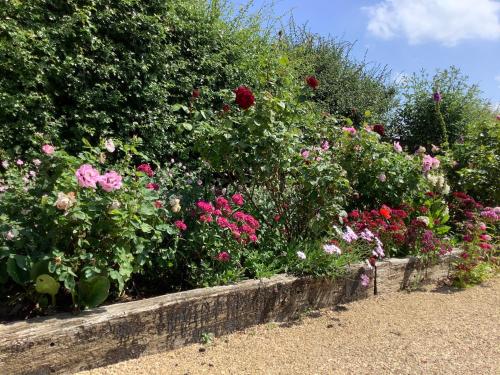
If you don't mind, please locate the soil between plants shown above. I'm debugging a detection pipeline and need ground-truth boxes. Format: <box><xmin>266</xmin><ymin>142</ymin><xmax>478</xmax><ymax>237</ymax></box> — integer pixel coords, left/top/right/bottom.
<box><xmin>79</xmin><ymin>277</ymin><xmax>500</xmax><ymax>375</ymax></box>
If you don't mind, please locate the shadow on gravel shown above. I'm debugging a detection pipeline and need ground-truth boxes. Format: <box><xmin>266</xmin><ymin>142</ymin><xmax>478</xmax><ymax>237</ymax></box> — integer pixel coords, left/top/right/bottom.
<box><xmin>431</xmin><ymin>285</ymin><xmax>465</xmax><ymax>295</ymax></box>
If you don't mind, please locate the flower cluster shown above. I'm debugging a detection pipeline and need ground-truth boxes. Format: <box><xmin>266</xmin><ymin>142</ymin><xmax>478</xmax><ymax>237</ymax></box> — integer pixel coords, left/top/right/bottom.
<box><xmin>422</xmin><ymin>154</ymin><xmax>440</xmax><ymax>173</ymax></box>
<box><xmin>195</xmin><ymin>193</ymin><xmax>260</xmax><ymax>244</ymax></box>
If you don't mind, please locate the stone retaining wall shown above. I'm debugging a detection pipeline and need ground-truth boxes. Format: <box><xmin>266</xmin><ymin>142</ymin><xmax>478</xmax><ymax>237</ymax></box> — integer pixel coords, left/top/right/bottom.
<box><xmin>0</xmin><ymin>254</ymin><xmax>455</xmax><ymax>375</ymax></box>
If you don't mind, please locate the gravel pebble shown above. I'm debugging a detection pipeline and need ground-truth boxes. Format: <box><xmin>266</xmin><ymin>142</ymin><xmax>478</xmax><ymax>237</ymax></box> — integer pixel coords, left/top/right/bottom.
<box><xmin>79</xmin><ymin>277</ymin><xmax>500</xmax><ymax>375</ymax></box>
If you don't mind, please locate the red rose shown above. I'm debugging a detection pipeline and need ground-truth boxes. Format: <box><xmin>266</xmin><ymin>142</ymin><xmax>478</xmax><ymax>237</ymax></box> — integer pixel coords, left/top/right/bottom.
<box><xmin>222</xmin><ymin>104</ymin><xmax>231</xmax><ymax>113</ymax></box>
<box><xmin>234</xmin><ymin>86</ymin><xmax>255</xmax><ymax>110</ymax></box>
<box><xmin>305</xmin><ymin>75</ymin><xmax>319</xmax><ymax>90</ymax></box>
<box><xmin>372</xmin><ymin>124</ymin><xmax>385</xmax><ymax>136</ymax></box>
<box><xmin>379</xmin><ymin>205</ymin><xmax>391</xmax><ymax>220</ymax></box>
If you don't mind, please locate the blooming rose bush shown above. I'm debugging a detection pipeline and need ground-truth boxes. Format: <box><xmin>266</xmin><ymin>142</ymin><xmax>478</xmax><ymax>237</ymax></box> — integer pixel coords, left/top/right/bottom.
<box><xmin>0</xmin><ymin>138</ymin><xmax>176</xmax><ymax>315</ymax></box>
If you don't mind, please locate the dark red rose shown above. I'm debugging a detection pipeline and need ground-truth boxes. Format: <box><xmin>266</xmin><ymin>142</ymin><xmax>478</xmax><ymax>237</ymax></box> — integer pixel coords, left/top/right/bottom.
<box><xmin>192</xmin><ymin>88</ymin><xmax>201</xmax><ymax>99</ymax></box>
<box><xmin>372</xmin><ymin>124</ymin><xmax>385</xmax><ymax>136</ymax></box>
<box><xmin>234</xmin><ymin>86</ymin><xmax>255</xmax><ymax>110</ymax></box>
<box><xmin>305</xmin><ymin>75</ymin><xmax>319</xmax><ymax>90</ymax></box>
<box><xmin>222</xmin><ymin>104</ymin><xmax>231</xmax><ymax>113</ymax></box>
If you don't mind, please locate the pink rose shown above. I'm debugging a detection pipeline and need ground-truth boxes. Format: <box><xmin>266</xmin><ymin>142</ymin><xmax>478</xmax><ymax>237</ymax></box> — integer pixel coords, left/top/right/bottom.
<box><xmin>16</xmin><ymin>159</ymin><xmax>24</xmax><ymax>166</ymax></box>
<box><xmin>145</xmin><ymin>183</ymin><xmax>159</xmax><ymax>191</ymax></box>
<box><xmin>393</xmin><ymin>141</ymin><xmax>402</xmax><ymax>153</ymax></box>
<box><xmin>98</xmin><ymin>171</ymin><xmax>122</xmax><ymax>192</ymax></box>
<box><xmin>75</xmin><ymin>164</ymin><xmax>101</xmax><ymax>188</ymax></box>
<box><xmin>216</xmin><ymin>251</ymin><xmax>231</xmax><ymax>262</ymax></box>
<box><xmin>42</xmin><ymin>144</ymin><xmax>55</xmax><ymax>155</ymax></box>
<box><xmin>175</xmin><ymin>220</ymin><xmax>187</xmax><ymax>231</ymax></box>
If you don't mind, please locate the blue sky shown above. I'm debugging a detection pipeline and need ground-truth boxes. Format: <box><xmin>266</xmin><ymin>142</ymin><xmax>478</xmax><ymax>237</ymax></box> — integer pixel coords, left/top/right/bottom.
<box><xmin>230</xmin><ymin>0</ymin><xmax>500</xmax><ymax>107</ymax></box>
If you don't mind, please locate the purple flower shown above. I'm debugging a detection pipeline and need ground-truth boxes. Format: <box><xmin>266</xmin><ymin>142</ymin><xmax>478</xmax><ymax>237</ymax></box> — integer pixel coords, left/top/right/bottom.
<box><xmin>323</xmin><ymin>244</ymin><xmax>341</xmax><ymax>255</ymax></box>
<box><xmin>360</xmin><ymin>274</ymin><xmax>370</xmax><ymax>288</ymax></box>
<box><xmin>75</xmin><ymin>164</ymin><xmax>101</xmax><ymax>188</ymax></box>
<box><xmin>342</xmin><ymin>226</ymin><xmax>358</xmax><ymax>243</ymax></box>
<box><xmin>433</xmin><ymin>92</ymin><xmax>442</xmax><ymax>102</ymax></box>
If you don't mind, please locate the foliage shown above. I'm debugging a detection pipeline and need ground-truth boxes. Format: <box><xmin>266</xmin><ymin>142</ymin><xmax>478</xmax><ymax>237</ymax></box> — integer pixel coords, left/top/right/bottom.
<box><xmin>336</xmin><ymin>127</ymin><xmax>429</xmax><ymax>208</ymax></box>
<box><xmin>0</xmin><ymin>0</ymin><xmax>274</xmax><ymax>161</ymax></box>
<box><xmin>389</xmin><ymin>67</ymin><xmax>490</xmax><ymax>151</ymax></box>
<box><xmin>283</xmin><ymin>24</ymin><xmax>397</xmax><ymax>125</ymax></box>
<box><xmin>0</xmin><ymin>138</ymin><xmax>175</xmax><ymax>314</ymax></box>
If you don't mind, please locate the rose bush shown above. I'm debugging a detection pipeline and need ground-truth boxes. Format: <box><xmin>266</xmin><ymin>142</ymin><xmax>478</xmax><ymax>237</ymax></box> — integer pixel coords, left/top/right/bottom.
<box><xmin>0</xmin><ymin>138</ymin><xmax>176</xmax><ymax>316</ymax></box>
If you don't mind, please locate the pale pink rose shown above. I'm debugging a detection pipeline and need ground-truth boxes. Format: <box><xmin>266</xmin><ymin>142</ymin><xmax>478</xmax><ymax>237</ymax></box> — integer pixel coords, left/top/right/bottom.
<box><xmin>301</xmin><ymin>150</ymin><xmax>310</xmax><ymax>159</ymax></box>
<box><xmin>55</xmin><ymin>192</ymin><xmax>77</xmax><ymax>211</ymax></box>
<box><xmin>378</xmin><ymin>173</ymin><xmax>386</xmax><ymax>182</ymax></box>
<box><xmin>75</xmin><ymin>164</ymin><xmax>101</xmax><ymax>188</ymax></box>
<box><xmin>16</xmin><ymin>159</ymin><xmax>24</xmax><ymax>166</ymax></box>
<box><xmin>1</xmin><ymin>160</ymin><xmax>8</xmax><ymax>169</ymax></box>
<box><xmin>5</xmin><ymin>230</ymin><xmax>16</xmax><ymax>240</ymax></box>
<box><xmin>98</xmin><ymin>171</ymin><xmax>122</xmax><ymax>192</ymax></box>
<box><xmin>393</xmin><ymin>141</ymin><xmax>402</xmax><ymax>153</ymax></box>
<box><xmin>42</xmin><ymin>144</ymin><xmax>55</xmax><ymax>155</ymax></box>
<box><xmin>342</xmin><ymin>127</ymin><xmax>357</xmax><ymax>135</ymax></box>
<box><xmin>33</xmin><ymin>159</ymin><xmax>42</xmax><ymax>167</ymax></box>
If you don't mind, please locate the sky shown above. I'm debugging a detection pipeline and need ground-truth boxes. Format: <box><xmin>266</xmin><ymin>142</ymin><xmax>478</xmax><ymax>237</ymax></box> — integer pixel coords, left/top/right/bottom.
<box><xmin>230</xmin><ymin>0</ymin><xmax>500</xmax><ymax>107</ymax></box>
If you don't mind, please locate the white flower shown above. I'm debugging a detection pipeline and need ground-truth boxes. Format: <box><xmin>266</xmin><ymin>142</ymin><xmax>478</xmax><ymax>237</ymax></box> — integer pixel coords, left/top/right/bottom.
<box><xmin>105</xmin><ymin>139</ymin><xmax>115</xmax><ymax>153</ymax></box>
<box><xmin>55</xmin><ymin>192</ymin><xmax>77</xmax><ymax>211</ymax></box>
<box><xmin>393</xmin><ymin>141</ymin><xmax>402</xmax><ymax>153</ymax></box>
<box><xmin>5</xmin><ymin>230</ymin><xmax>16</xmax><ymax>240</ymax></box>
<box><xmin>169</xmin><ymin>197</ymin><xmax>181</xmax><ymax>213</ymax></box>
<box><xmin>417</xmin><ymin>216</ymin><xmax>430</xmax><ymax>226</ymax></box>
<box><xmin>296</xmin><ymin>251</ymin><xmax>306</xmax><ymax>260</ymax></box>
<box><xmin>109</xmin><ymin>200</ymin><xmax>121</xmax><ymax>210</ymax></box>
<box><xmin>323</xmin><ymin>244</ymin><xmax>342</xmax><ymax>255</ymax></box>
<box><xmin>377</xmin><ymin>173</ymin><xmax>386</xmax><ymax>182</ymax></box>
<box><xmin>33</xmin><ymin>159</ymin><xmax>42</xmax><ymax>167</ymax></box>
<box><xmin>1</xmin><ymin>160</ymin><xmax>9</xmax><ymax>169</ymax></box>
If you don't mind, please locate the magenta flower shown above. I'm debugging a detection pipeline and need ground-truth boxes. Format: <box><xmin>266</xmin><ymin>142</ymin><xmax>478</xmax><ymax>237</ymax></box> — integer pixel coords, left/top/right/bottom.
<box><xmin>197</xmin><ymin>201</ymin><xmax>214</xmax><ymax>213</ymax></box>
<box><xmin>137</xmin><ymin>163</ymin><xmax>154</xmax><ymax>177</ymax></box>
<box><xmin>75</xmin><ymin>164</ymin><xmax>101</xmax><ymax>188</ymax></box>
<box><xmin>175</xmin><ymin>220</ymin><xmax>187</xmax><ymax>231</ymax></box>
<box><xmin>301</xmin><ymin>150</ymin><xmax>310</xmax><ymax>159</ymax></box>
<box><xmin>433</xmin><ymin>92</ymin><xmax>442</xmax><ymax>102</ymax></box>
<box><xmin>145</xmin><ymin>182</ymin><xmax>159</xmax><ymax>191</ymax></box>
<box><xmin>231</xmin><ymin>193</ymin><xmax>244</xmax><ymax>206</ymax></box>
<box><xmin>321</xmin><ymin>140</ymin><xmax>330</xmax><ymax>151</ymax></box>
<box><xmin>98</xmin><ymin>171</ymin><xmax>122</xmax><ymax>192</ymax></box>
<box><xmin>42</xmin><ymin>144</ymin><xmax>55</xmax><ymax>155</ymax></box>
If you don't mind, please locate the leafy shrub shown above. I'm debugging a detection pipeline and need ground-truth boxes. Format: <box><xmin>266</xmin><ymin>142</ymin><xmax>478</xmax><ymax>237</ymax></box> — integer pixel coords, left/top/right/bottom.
<box><xmin>336</xmin><ymin>127</ymin><xmax>429</xmax><ymax>208</ymax></box>
<box><xmin>0</xmin><ymin>0</ymin><xmax>274</xmax><ymax>161</ymax></box>
<box><xmin>449</xmin><ymin>116</ymin><xmax>500</xmax><ymax>204</ymax></box>
<box><xmin>0</xmin><ymin>138</ymin><xmax>174</xmax><ymax>314</ymax></box>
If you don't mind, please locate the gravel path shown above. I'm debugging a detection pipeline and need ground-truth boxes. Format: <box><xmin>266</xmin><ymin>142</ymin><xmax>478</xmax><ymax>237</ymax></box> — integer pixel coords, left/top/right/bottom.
<box><xmin>80</xmin><ymin>277</ymin><xmax>500</xmax><ymax>375</ymax></box>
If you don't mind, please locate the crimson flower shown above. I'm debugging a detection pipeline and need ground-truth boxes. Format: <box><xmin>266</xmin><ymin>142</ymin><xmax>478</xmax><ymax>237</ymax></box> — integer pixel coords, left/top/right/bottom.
<box><xmin>234</xmin><ymin>86</ymin><xmax>255</xmax><ymax>110</ymax></box>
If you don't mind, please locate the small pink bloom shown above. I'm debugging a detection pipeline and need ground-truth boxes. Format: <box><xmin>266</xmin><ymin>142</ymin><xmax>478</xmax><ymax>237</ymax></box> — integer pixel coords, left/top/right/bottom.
<box><xmin>249</xmin><ymin>234</ymin><xmax>258</xmax><ymax>242</ymax></box>
<box><xmin>105</xmin><ymin>139</ymin><xmax>115</xmax><ymax>153</ymax></box>
<box><xmin>321</xmin><ymin>140</ymin><xmax>330</xmax><ymax>151</ymax></box>
<box><xmin>479</xmin><ymin>243</ymin><xmax>492</xmax><ymax>250</ymax></box>
<box><xmin>216</xmin><ymin>251</ymin><xmax>231</xmax><ymax>262</ymax></box>
<box><xmin>360</xmin><ymin>274</ymin><xmax>370</xmax><ymax>288</ymax></box>
<box><xmin>33</xmin><ymin>159</ymin><xmax>42</xmax><ymax>167</ymax></box>
<box><xmin>16</xmin><ymin>159</ymin><xmax>24</xmax><ymax>166</ymax></box>
<box><xmin>377</xmin><ymin>173</ymin><xmax>386</xmax><ymax>182</ymax></box>
<box><xmin>154</xmin><ymin>200</ymin><xmax>163</xmax><ymax>208</ymax></box>
<box><xmin>75</xmin><ymin>164</ymin><xmax>101</xmax><ymax>188</ymax></box>
<box><xmin>175</xmin><ymin>220</ymin><xmax>187</xmax><ymax>231</ymax></box>
<box><xmin>42</xmin><ymin>144</ymin><xmax>55</xmax><ymax>155</ymax></box>
<box><xmin>479</xmin><ymin>234</ymin><xmax>491</xmax><ymax>241</ymax></box>
<box><xmin>301</xmin><ymin>150</ymin><xmax>310</xmax><ymax>159</ymax></box>
<box><xmin>342</xmin><ymin>127</ymin><xmax>357</xmax><ymax>135</ymax></box>
<box><xmin>215</xmin><ymin>196</ymin><xmax>229</xmax><ymax>209</ymax></box>
<box><xmin>199</xmin><ymin>214</ymin><xmax>213</xmax><ymax>223</ymax></box>
<box><xmin>479</xmin><ymin>222</ymin><xmax>487</xmax><ymax>231</ymax></box>
<box><xmin>231</xmin><ymin>193</ymin><xmax>244</xmax><ymax>206</ymax></box>
<box><xmin>98</xmin><ymin>171</ymin><xmax>122</xmax><ymax>192</ymax></box>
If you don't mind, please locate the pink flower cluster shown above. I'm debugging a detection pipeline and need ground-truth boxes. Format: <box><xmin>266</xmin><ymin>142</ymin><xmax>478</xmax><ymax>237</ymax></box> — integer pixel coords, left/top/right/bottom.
<box><xmin>342</xmin><ymin>127</ymin><xmax>357</xmax><ymax>135</ymax></box>
<box><xmin>422</xmin><ymin>154</ymin><xmax>440</xmax><ymax>172</ymax></box>
<box><xmin>196</xmin><ymin>194</ymin><xmax>260</xmax><ymax>244</ymax></box>
<box><xmin>75</xmin><ymin>164</ymin><xmax>122</xmax><ymax>192</ymax></box>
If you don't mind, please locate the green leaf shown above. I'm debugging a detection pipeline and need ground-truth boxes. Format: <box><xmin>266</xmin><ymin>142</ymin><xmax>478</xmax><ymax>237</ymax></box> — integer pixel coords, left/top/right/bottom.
<box><xmin>78</xmin><ymin>276</ymin><xmax>110</xmax><ymax>308</ymax></box>
<box><xmin>6</xmin><ymin>257</ymin><xmax>30</xmax><ymax>285</ymax></box>
<box><xmin>182</xmin><ymin>122</ymin><xmax>193</xmax><ymax>131</ymax></box>
<box><xmin>30</xmin><ymin>260</ymin><xmax>50</xmax><ymax>280</ymax></box>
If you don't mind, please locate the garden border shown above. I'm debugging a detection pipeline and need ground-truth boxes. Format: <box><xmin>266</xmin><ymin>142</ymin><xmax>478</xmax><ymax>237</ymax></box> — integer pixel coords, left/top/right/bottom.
<box><xmin>0</xmin><ymin>252</ymin><xmax>457</xmax><ymax>375</ymax></box>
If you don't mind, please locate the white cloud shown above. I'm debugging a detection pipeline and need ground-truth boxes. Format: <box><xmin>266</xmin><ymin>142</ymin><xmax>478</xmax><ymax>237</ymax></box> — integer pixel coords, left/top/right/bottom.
<box><xmin>363</xmin><ymin>0</ymin><xmax>500</xmax><ymax>46</ymax></box>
